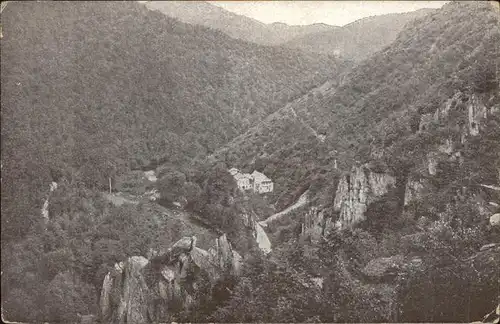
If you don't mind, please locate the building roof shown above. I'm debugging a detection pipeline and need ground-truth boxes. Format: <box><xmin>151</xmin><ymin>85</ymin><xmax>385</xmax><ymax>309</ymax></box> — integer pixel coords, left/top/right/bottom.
<box><xmin>251</xmin><ymin>170</ymin><xmax>271</xmax><ymax>182</ymax></box>
<box><xmin>234</xmin><ymin>172</ymin><xmax>252</xmax><ymax>181</ymax></box>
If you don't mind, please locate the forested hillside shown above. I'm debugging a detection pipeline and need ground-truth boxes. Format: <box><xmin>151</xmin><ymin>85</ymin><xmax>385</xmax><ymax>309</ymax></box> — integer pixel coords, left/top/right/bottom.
<box><xmin>283</xmin><ymin>8</ymin><xmax>434</xmax><ymax>61</ymax></box>
<box><xmin>1</xmin><ymin>2</ymin><xmax>348</xmax><ymax>321</ymax></box>
<box><xmin>2</xmin><ymin>1</ymin><xmax>499</xmax><ymax>323</ymax></box>
<box><xmin>146</xmin><ymin>1</ymin><xmax>337</xmax><ymax>46</ymax></box>
<box><xmin>212</xmin><ymin>0</ymin><xmax>499</xmax><ymax>209</ymax></box>
<box><xmin>202</xmin><ymin>2</ymin><xmax>500</xmax><ymax>322</ymax></box>
<box><xmin>1</xmin><ymin>0</ymin><xmax>347</xmax><ymax>240</ymax></box>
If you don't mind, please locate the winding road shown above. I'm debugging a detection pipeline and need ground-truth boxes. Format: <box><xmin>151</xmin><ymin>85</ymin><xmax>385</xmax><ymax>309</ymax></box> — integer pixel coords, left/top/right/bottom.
<box><xmin>259</xmin><ymin>190</ymin><xmax>309</xmax><ymax>227</ymax></box>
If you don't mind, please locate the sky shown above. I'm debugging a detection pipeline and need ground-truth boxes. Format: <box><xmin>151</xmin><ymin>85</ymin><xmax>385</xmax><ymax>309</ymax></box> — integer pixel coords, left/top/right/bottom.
<box><xmin>210</xmin><ymin>1</ymin><xmax>449</xmax><ymax>26</ymax></box>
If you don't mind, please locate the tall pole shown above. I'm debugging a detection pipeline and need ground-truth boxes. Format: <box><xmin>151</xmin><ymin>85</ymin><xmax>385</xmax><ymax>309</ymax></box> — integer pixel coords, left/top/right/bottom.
<box><xmin>109</xmin><ymin>177</ymin><xmax>112</xmax><ymax>194</ymax></box>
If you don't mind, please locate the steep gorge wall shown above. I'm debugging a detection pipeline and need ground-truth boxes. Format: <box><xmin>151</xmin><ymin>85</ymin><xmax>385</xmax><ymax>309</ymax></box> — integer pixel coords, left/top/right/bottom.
<box><xmin>420</xmin><ymin>91</ymin><xmax>497</xmax><ymax>176</ymax></box>
<box><xmin>408</xmin><ymin>90</ymin><xmax>499</xmax><ymax>216</ymax></box>
<box><xmin>334</xmin><ymin>165</ymin><xmax>396</xmax><ymax>228</ymax></box>
<box><xmin>302</xmin><ymin>90</ymin><xmax>499</xmax><ymax>239</ymax></box>
<box><xmin>100</xmin><ymin>234</ymin><xmax>241</xmax><ymax>324</ymax></box>
<box><xmin>300</xmin><ymin>165</ymin><xmax>396</xmax><ymax>240</ymax></box>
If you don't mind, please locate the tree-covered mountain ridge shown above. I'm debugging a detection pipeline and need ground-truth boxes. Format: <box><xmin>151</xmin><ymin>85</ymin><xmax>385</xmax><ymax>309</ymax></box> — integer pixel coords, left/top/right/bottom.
<box><xmin>145</xmin><ymin>0</ymin><xmax>339</xmax><ymax>46</ymax></box>
<box><xmin>1</xmin><ymin>0</ymin><xmax>348</xmax><ymax>239</ymax></box>
<box><xmin>284</xmin><ymin>8</ymin><xmax>436</xmax><ymax>61</ymax></box>
<box><xmin>1</xmin><ymin>2</ymin><xmax>347</xmax><ymax>321</ymax></box>
<box><xmin>146</xmin><ymin>1</ymin><xmax>439</xmax><ymax>63</ymax></box>
<box><xmin>200</xmin><ymin>1</ymin><xmax>499</xmax><ymax>322</ymax></box>
<box><xmin>1</xmin><ymin>0</ymin><xmax>499</xmax><ymax>323</ymax></box>
<box><xmin>210</xmin><ymin>0</ymin><xmax>499</xmax><ymax>211</ymax></box>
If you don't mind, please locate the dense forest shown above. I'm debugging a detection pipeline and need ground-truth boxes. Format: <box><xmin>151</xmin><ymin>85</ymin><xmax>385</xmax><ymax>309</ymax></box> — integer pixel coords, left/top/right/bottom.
<box><xmin>1</xmin><ymin>0</ymin><xmax>347</xmax><ymax>240</ymax></box>
<box><xmin>211</xmin><ymin>0</ymin><xmax>500</xmax><ymax>210</ymax></box>
<box><xmin>0</xmin><ymin>1</ymin><xmax>347</xmax><ymax>321</ymax></box>
<box><xmin>1</xmin><ymin>1</ymin><xmax>499</xmax><ymax>323</ymax></box>
<box><xmin>209</xmin><ymin>1</ymin><xmax>500</xmax><ymax>322</ymax></box>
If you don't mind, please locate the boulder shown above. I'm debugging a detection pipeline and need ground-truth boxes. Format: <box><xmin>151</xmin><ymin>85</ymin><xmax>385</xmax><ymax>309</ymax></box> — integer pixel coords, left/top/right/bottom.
<box><xmin>171</xmin><ymin>236</ymin><xmax>195</xmax><ymax>251</ymax></box>
<box><xmin>489</xmin><ymin>214</ymin><xmax>500</xmax><ymax>227</ymax></box>
<box><xmin>144</xmin><ymin>170</ymin><xmax>157</xmax><ymax>182</ymax></box>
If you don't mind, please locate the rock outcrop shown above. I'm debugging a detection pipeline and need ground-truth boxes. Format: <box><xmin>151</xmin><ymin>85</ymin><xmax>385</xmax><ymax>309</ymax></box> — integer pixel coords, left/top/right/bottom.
<box><xmin>100</xmin><ymin>234</ymin><xmax>242</xmax><ymax>323</ymax></box>
<box><xmin>100</xmin><ymin>256</ymin><xmax>150</xmax><ymax>324</ymax></box>
<box><xmin>301</xmin><ymin>206</ymin><xmax>339</xmax><ymax>243</ymax></box>
<box><xmin>144</xmin><ymin>170</ymin><xmax>157</xmax><ymax>182</ymax></box>
<box><xmin>334</xmin><ymin>165</ymin><xmax>396</xmax><ymax>228</ymax></box>
<box><xmin>41</xmin><ymin>181</ymin><xmax>58</xmax><ymax>222</ymax></box>
<box><xmin>419</xmin><ymin>91</ymin><xmax>495</xmax><ymax>177</ymax></box>
<box><xmin>490</xmin><ymin>214</ymin><xmax>500</xmax><ymax>227</ymax></box>
<box><xmin>467</xmin><ymin>94</ymin><xmax>489</xmax><ymax>137</ymax></box>
<box><xmin>404</xmin><ymin>177</ymin><xmax>425</xmax><ymax>206</ymax></box>
<box><xmin>419</xmin><ymin>91</ymin><xmax>492</xmax><ymax>138</ymax></box>
<box><xmin>302</xmin><ymin>207</ymin><xmax>325</xmax><ymax>242</ymax></box>
<box><xmin>427</xmin><ymin>151</ymin><xmax>439</xmax><ymax>176</ymax></box>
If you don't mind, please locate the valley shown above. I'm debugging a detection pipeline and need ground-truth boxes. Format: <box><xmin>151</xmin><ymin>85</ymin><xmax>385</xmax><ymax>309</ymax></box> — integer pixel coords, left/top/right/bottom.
<box><xmin>1</xmin><ymin>1</ymin><xmax>499</xmax><ymax>323</ymax></box>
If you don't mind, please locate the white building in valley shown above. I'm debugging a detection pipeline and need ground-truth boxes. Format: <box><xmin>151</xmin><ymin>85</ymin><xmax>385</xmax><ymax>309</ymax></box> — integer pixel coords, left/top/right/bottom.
<box><xmin>251</xmin><ymin>170</ymin><xmax>273</xmax><ymax>193</ymax></box>
<box><xmin>234</xmin><ymin>172</ymin><xmax>253</xmax><ymax>191</ymax></box>
<box><xmin>229</xmin><ymin>168</ymin><xmax>274</xmax><ymax>194</ymax></box>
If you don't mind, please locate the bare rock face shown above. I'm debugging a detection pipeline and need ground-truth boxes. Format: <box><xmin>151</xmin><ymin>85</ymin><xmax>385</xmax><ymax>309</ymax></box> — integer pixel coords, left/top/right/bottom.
<box><xmin>427</xmin><ymin>152</ymin><xmax>439</xmax><ymax>176</ymax></box>
<box><xmin>100</xmin><ymin>257</ymin><xmax>150</xmax><ymax>324</ymax></box>
<box><xmin>301</xmin><ymin>206</ymin><xmax>339</xmax><ymax>242</ymax></box>
<box><xmin>334</xmin><ymin>165</ymin><xmax>396</xmax><ymax>228</ymax></box>
<box><xmin>419</xmin><ymin>91</ymin><xmax>495</xmax><ymax>178</ymax></box>
<box><xmin>437</xmin><ymin>137</ymin><xmax>454</xmax><ymax>155</ymax></box>
<box><xmin>467</xmin><ymin>94</ymin><xmax>488</xmax><ymax>136</ymax></box>
<box><xmin>100</xmin><ymin>235</ymin><xmax>241</xmax><ymax>323</ymax></box>
<box><xmin>301</xmin><ymin>207</ymin><xmax>325</xmax><ymax>242</ymax></box>
<box><xmin>206</xmin><ymin>234</ymin><xmax>242</xmax><ymax>277</ymax></box>
<box><xmin>404</xmin><ymin>177</ymin><xmax>425</xmax><ymax>206</ymax></box>
<box><xmin>41</xmin><ymin>181</ymin><xmax>58</xmax><ymax>223</ymax></box>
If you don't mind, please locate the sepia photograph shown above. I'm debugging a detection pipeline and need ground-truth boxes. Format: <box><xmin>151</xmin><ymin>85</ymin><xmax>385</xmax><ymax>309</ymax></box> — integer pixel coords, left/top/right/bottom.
<box><xmin>1</xmin><ymin>0</ymin><xmax>499</xmax><ymax>323</ymax></box>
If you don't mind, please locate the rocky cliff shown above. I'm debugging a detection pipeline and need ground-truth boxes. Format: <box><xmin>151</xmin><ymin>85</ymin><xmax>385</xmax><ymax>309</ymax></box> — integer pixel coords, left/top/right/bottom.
<box><xmin>302</xmin><ymin>88</ymin><xmax>499</xmax><ymax>241</ymax></box>
<box><xmin>334</xmin><ymin>165</ymin><xmax>396</xmax><ymax>228</ymax></box>
<box><xmin>301</xmin><ymin>206</ymin><xmax>337</xmax><ymax>243</ymax></box>
<box><xmin>299</xmin><ymin>165</ymin><xmax>397</xmax><ymax>241</ymax></box>
<box><xmin>100</xmin><ymin>234</ymin><xmax>241</xmax><ymax>323</ymax></box>
<box><xmin>41</xmin><ymin>181</ymin><xmax>58</xmax><ymax>223</ymax></box>
<box><xmin>419</xmin><ymin>91</ymin><xmax>498</xmax><ymax>175</ymax></box>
